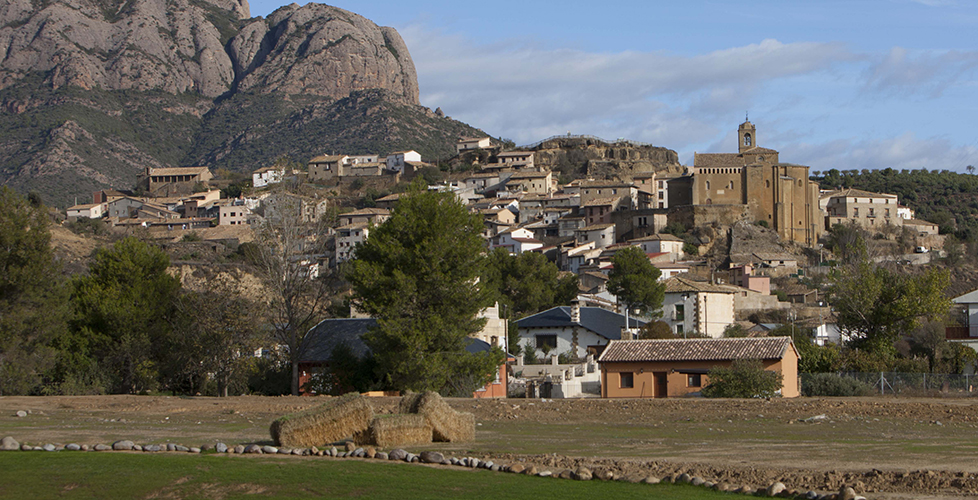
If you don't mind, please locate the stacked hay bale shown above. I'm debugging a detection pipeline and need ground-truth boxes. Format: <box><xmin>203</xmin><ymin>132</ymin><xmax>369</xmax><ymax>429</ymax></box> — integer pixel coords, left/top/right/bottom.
<box><xmin>270</xmin><ymin>392</ymin><xmax>373</xmax><ymax>448</ymax></box>
<box><xmin>364</xmin><ymin>414</ymin><xmax>433</xmax><ymax>448</ymax></box>
<box><xmin>398</xmin><ymin>391</ymin><xmax>475</xmax><ymax>443</ymax></box>
<box><xmin>358</xmin><ymin>391</ymin><xmax>476</xmax><ymax>447</ymax></box>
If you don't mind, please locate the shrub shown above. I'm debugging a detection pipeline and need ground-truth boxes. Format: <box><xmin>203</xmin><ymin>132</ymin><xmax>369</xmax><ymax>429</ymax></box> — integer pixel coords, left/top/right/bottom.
<box><xmin>702</xmin><ymin>359</ymin><xmax>783</xmax><ymax>398</ymax></box>
<box><xmin>181</xmin><ymin>232</ymin><xmax>202</xmax><ymax>242</ymax></box>
<box><xmin>802</xmin><ymin>373</ymin><xmax>875</xmax><ymax>397</ymax></box>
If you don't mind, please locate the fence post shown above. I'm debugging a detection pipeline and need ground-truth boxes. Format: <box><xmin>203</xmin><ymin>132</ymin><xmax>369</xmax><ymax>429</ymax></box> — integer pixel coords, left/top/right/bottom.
<box><xmin>880</xmin><ymin>372</ymin><xmax>884</xmax><ymax>396</ymax></box>
<box><xmin>923</xmin><ymin>373</ymin><xmax>926</xmax><ymax>392</ymax></box>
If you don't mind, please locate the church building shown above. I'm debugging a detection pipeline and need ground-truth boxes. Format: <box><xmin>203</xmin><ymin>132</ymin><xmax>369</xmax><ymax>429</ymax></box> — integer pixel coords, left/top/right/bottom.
<box><xmin>689</xmin><ymin>120</ymin><xmax>821</xmax><ymax>245</ymax></box>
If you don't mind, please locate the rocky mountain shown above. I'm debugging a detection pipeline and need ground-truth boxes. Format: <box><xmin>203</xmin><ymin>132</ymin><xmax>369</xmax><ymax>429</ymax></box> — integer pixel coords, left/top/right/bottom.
<box><xmin>0</xmin><ymin>0</ymin><xmax>482</xmax><ymax>206</ymax></box>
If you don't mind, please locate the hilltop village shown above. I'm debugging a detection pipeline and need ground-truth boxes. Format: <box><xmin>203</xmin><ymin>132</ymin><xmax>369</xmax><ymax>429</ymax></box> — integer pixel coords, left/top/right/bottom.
<box><xmin>60</xmin><ymin>120</ymin><xmax>950</xmax><ymax>399</ymax></box>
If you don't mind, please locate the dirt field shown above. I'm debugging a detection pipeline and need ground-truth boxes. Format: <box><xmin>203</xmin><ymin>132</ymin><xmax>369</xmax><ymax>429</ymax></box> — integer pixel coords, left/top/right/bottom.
<box><xmin>3</xmin><ymin>395</ymin><xmax>978</xmax><ymax>499</ymax></box>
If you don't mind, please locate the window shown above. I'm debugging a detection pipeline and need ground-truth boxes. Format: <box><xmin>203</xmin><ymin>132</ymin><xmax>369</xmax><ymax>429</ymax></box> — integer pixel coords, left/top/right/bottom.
<box><xmin>620</xmin><ymin>372</ymin><xmax>634</xmax><ymax>389</ymax></box>
<box><xmin>705</xmin><ymin>181</ymin><xmax>711</xmax><ymax>190</ymax></box>
<box><xmin>687</xmin><ymin>374</ymin><xmax>702</xmax><ymax>388</ymax></box>
<box><xmin>535</xmin><ymin>335</ymin><xmax>557</xmax><ymax>350</ymax></box>
<box><xmin>675</xmin><ymin>304</ymin><xmax>684</xmax><ymax>321</ymax></box>
<box><xmin>676</xmin><ymin>324</ymin><xmax>684</xmax><ymax>334</ymax></box>
<box><xmin>854</xmin><ymin>208</ymin><xmax>859</xmax><ymax>217</ymax></box>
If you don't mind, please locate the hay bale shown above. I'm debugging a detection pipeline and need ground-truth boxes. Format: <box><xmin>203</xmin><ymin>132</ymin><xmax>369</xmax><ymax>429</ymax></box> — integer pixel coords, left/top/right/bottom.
<box><xmin>363</xmin><ymin>414</ymin><xmax>433</xmax><ymax>448</ymax></box>
<box><xmin>269</xmin><ymin>392</ymin><xmax>373</xmax><ymax>448</ymax></box>
<box><xmin>396</xmin><ymin>391</ymin><xmax>422</xmax><ymax>414</ymax></box>
<box><xmin>414</xmin><ymin>391</ymin><xmax>475</xmax><ymax>443</ymax></box>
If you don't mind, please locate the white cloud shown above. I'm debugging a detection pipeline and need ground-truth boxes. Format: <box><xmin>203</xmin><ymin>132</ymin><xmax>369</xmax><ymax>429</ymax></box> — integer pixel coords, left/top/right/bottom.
<box><xmin>864</xmin><ymin>47</ymin><xmax>978</xmax><ymax>97</ymax></box>
<box><xmin>402</xmin><ymin>25</ymin><xmax>850</xmax><ymax>146</ymax></box>
<box><xmin>399</xmin><ymin>25</ymin><xmax>977</xmax><ymax>172</ymax></box>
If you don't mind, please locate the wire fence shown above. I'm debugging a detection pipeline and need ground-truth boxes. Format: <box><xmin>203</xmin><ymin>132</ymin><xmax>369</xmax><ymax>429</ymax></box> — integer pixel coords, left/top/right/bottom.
<box><xmin>801</xmin><ymin>372</ymin><xmax>978</xmax><ymax>397</ymax></box>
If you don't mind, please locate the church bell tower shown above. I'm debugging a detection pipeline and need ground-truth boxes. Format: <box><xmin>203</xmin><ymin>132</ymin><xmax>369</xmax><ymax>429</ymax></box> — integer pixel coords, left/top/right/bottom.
<box><xmin>738</xmin><ymin>118</ymin><xmax>756</xmax><ymax>153</ymax></box>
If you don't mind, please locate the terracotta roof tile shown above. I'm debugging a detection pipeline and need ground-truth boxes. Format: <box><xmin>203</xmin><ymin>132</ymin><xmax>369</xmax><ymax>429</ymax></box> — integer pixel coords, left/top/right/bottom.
<box><xmin>598</xmin><ymin>337</ymin><xmax>793</xmax><ymax>363</ymax></box>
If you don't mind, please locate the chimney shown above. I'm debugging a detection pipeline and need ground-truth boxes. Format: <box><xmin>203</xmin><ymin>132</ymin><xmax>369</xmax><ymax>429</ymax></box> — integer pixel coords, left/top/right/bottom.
<box><xmin>570</xmin><ymin>300</ymin><xmax>581</xmax><ymax>323</ymax></box>
<box><xmin>621</xmin><ymin>326</ymin><xmax>634</xmax><ymax>341</ymax></box>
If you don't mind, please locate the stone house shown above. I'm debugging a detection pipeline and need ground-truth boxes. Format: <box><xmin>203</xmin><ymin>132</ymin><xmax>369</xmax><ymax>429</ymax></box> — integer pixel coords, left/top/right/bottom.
<box><xmin>575</xmin><ymin>224</ymin><xmax>616</xmax><ymax>249</ymax></box>
<box><xmin>456</xmin><ymin>136</ymin><xmax>491</xmax><ymax>153</ymax></box>
<box><xmin>252</xmin><ymin>166</ymin><xmax>286</xmax><ymax>188</ymax></box>
<box><xmin>821</xmin><ymin>188</ymin><xmax>901</xmax><ymax>231</ymax></box>
<box><xmin>386</xmin><ymin>150</ymin><xmax>422</xmax><ymax>173</ymax></box>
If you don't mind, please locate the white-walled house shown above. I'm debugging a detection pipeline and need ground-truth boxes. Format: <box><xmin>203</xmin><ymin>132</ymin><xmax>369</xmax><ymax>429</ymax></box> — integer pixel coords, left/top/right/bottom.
<box><xmin>660</xmin><ymin>276</ymin><xmax>737</xmax><ymax>338</ymax></box>
<box><xmin>67</xmin><ymin>202</ymin><xmax>106</xmax><ymax>219</ymax></box>
<box><xmin>517</xmin><ymin>302</ymin><xmax>645</xmax><ymax>359</ymax></box>
<box><xmin>575</xmin><ymin>224</ymin><xmax>616</xmax><ymax>249</ymax></box>
<box><xmin>456</xmin><ymin>137</ymin><xmax>491</xmax><ymax>153</ymax></box>
<box><xmin>629</xmin><ymin>233</ymin><xmax>684</xmax><ymax>257</ymax></box>
<box><xmin>336</xmin><ymin>223</ymin><xmax>370</xmax><ymax>264</ymax></box>
<box><xmin>386</xmin><ymin>150</ymin><xmax>422</xmax><ymax>173</ymax></box>
<box><xmin>253</xmin><ymin>166</ymin><xmax>286</xmax><ymax>188</ymax></box>
<box><xmin>217</xmin><ymin>200</ymin><xmax>251</xmax><ymax>226</ymax></box>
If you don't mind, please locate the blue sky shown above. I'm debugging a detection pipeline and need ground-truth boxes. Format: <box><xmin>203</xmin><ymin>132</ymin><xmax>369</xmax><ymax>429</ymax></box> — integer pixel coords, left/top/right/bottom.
<box><xmin>247</xmin><ymin>0</ymin><xmax>978</xmax><ymax>172</ymax></box>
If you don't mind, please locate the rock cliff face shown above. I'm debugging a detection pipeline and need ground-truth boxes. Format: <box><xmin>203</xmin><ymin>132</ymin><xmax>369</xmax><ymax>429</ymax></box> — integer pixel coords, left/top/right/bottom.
<box><xmin>0</xmin><ymin>0</ymin><xmax>450</xmax><ymax>206</ymax></box>
<box><xmin>529</xmin><ymin>136</ymin><xmax>683</xmax><ymax>181</ymax></box>
<box><xmin>0</xmin><ymin>0</ymin><xmax>417</xmax><ymax>102</ymax></box>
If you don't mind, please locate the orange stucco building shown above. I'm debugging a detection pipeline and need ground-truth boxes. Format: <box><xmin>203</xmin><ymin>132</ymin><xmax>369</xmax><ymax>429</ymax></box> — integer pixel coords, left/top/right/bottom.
<box><xmin>597</xmin><ymin>337</ymin><xmax>800</xmax><ymax>398</ymax></box>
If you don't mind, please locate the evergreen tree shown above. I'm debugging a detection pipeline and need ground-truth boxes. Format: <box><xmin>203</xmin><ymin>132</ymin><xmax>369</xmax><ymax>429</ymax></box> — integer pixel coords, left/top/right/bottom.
<box><xmin>348</xmin><ymin>185</ymin><xmax>502</xmax><ymax>392</ymax></box>
<box><xmin>607</xmin><ymin>246</ymin><xmax>665</xmax><ymax>317</ymax></box>
<box><xmin>0</xmin><ymin>188</ymin><xmax>67</xmax><ymax>395</ymax></box>
<box><xmin>70</xmin><ymin>237</ymin><xmax>181</xmax><ymax>393</ymax></box>
<box><xmin>482</xmin><ymin>248</ymin><xmax>579</xmax><ymax>318</ymax></box>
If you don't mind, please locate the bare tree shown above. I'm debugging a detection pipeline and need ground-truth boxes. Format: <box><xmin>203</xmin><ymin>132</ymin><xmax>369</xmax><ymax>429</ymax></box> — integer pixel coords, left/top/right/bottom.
<box><xmin>170</xmin><ymin>276</ymin><xmax>267</xmax><ymax>397</ymax></box>
<box><xmin>252</xmin><ymin>195</ymin><xmax>336</xmax><ymax>395</ymax></box>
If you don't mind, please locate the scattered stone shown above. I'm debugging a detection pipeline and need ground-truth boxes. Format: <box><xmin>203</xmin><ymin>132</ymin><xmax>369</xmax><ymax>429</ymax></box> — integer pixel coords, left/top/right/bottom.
<box><xmin>573</xmin><ymin>467</ymin><xmax>592</xmax><ymax>481</ymax></box>
<box><xmin>509</xmin><ymin>464</ymin><xmax>525</xmax><ymax>474</ymax></box>
<box><xmin>490</xmin><ymin>465</ymin><xmax>500</xmax><ymax>472</ymax></box>
<box><xmin>215</xmin><ymin>443</ymin><xmax>228</xmax><ymax>453</ymax></box>
<box><xmin>677</xmin><ymin>473</ymin><xmax>692</xmax><ymax>484</ymax></box>
<box><xmin>0</xmin><ymin>437</ymin><xmax>19</xmax><ymax>451</ymax></box>
<box><xmin>293</xmin><ymin>449</ymin><xmax>304</xmax><ymax>456</ymax></box>
<box><xmin>838</xmin><ymin>486</ymin><xmax>857</xmax><ymax>500</ymax></box>
<box><xmin>594</xmin><ymin>469</ymin><xmax>614</xmax><ymax>481</ymax></box>
<box><xmin>66</xmin><ymin>444</ymin><xmax>81</xmax><ymax>451</ymax></box>
<box><xmin>278</xmin><ymin>447</ymin><xmax>292</xmax><ymax>455</ymax></box>
<box><xmin>484</xmin><ymin>461</ymin><xmax>494</xmax><ymax>469</ymax></box>
<box><xmin>261</xmin><ymin>445</ymin><xmax>277</xmax><ymax>454</ymax></box>
<box><xmin>703</xmin><ymin>481</ymin><xmax>714</xmax><ymax>489</ymax></box>
<box><xmin>345</xmin><ymin>441</ymin><xmax>356</xmax><ymax>452</ymax></box>
<box><xmin>233</xmin><ymin>445</ymin><xmax>245</xmax><ymax>454</ymax></box>
<box><xmin>641</xmin><ymin>476</ymin><xmax>661</xmax><ymax>485</ymax></box>
<box><xmin>166</xmin><ymin>444</ymin><xmax>177</xmax><ymax>452</ymax></box>
<box><xmin>804</xmin><ymin>491</ymin><xmax>819</xmax><ymax>500</ymax></box>
<box><xmin>112</xmin><ymin>440</ymin><xmax>134</xmax><ymax>451</ymax></box>
<box><xmin>389</xmin><ymin>449</ymin><xmax>407</xmax><ymax>461</ymax></box>
<box><xmin>42</xmin><ymin>444</ymin><xmax>56</xmax><ymax>452</ymax></box>
<box><xmin>130</xmin><ymin>445</ymin><xmax>141</xmax><ymax>451</ymax></box>
<box><xmin>524</xmin><ymin>465</ymin><xmax>538</xmax><ymax>475</ymax></box>
<box><xmin>175</xmin><ymin>445</ymin><xmax>189</xmax><ymax>452</ymax></box>
<box><xmin>330</xmin><ymin>447</ymin><xmax>338</xmax><ymax>457</ymax></box>
<box><xmin>144</xmin><ymin>445</ymin><xmax>161</xmax><ymax>452</ymax></box>
<box><xmin>190</xmin><ymin>447</ymin><xmax>201</xmax><ymax>454</ymax></box>
<box><xmin>411</xmin><ymin>456</ymin><xmax>420</xmax><ymax>463</ymax></box>
<box><xmin>32</xmin><ymin>446</ymin><xmax>42</xmax><ymax>451</ymax></box>
<box><xmin>470</xmin><ymin>458</ymin><xmax>481</xmax><ymax>468</ymax></box>
<box><xmin>420</xmin><ymin>451</ymin><xmax>444</xmax><ymax>463</ymax></box>
<box><xmin>767</xmin><ymin>482</ymin><xmax>786</xmax><ymax>496</ymax></box>
<box><xmin>310</xmin><ymin>446</ymin><xmax>319</xmax><ymax>455</ymax></box>
<box><xmin>404</xmin><ymin>452</ymin><xmax>416</xmax><ymax>462</ymax></box>
<box><xmin>201</xmin><ymin>444</ymin><xmax>213</xmax><ymax>452</ymax></box>
<box><xmin>365</xmin><ymin>447</ymin><xmax>376</xmax><ymax>459</ymax></box>
<box><xmin>337</xmin><ymin>452</ymin><xmax>347</xmax><ymax>458</ymax></box>
<box><xmin>557</xmin><ymin>469</ymin><xmax>573</xmax><ymax>480</ymax></box>
<box><xmin>81</xmin><ymin>445</ymin><xmax>89</xmax><ymax>451</ymax></box>
<box><xmin>244</xmin><ymin>444</ymin><xmax>262</xmax><ymax>454</ymax></box>
<box><xmin>691</xmin><ymin>476</ymin><xmax>705</xmax><ymax>486</ymax></box>
<box><xmin>538</xmin><ymin>471</ymin><xmax>552</xmax><ymax>477</ymax></box>
<box><xmin>15</xmin><ymin>411</ymin><xmax>27</xmax><ymax>418</ymax></box>
<box><xmin>375</xmin><ymin>452</ymin><xmax>388</xmax><ymax>460</ymax></box>
<box><xmin>94</xmin><ymin>444</ymin><xmax>111</xmax><ymax>451</ymax></box>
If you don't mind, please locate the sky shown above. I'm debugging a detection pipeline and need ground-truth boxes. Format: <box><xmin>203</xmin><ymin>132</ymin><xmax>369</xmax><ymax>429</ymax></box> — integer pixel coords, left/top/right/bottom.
<box><xmin>247</xmin><ymin>0</ymin><xmax>978</xmax><ymax>173</ymax></box>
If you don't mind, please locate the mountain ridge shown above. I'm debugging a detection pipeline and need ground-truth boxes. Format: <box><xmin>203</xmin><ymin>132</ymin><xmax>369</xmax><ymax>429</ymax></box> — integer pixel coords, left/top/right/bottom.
<box><xmin>0</xmin><ymin>0</ymin><xmax>480</xmax><ymax>206</ymax></box>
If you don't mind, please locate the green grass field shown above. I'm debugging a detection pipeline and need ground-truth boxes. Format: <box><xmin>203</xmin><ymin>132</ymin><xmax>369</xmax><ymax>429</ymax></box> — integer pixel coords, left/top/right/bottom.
<box><xmin>0</xmin><ymin>452</ymin><xmax>732</xmax><ymax>499</ymax></box>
